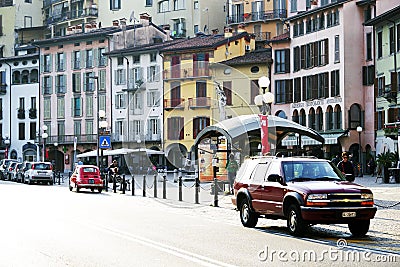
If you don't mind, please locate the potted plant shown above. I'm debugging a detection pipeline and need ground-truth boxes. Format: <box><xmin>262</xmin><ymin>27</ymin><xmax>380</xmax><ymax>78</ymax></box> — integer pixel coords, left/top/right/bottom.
<box><xmin>376</xmin><ymin>151</ymin><xmax>397</xmax><ymax>183</ymax></box>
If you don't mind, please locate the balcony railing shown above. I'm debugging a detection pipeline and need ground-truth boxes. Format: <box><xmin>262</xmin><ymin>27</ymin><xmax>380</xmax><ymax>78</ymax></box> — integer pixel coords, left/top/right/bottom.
<box><xmin>48</xmin><ymin>134</ymin><xmax>97</xmax><ymax>145</ymax></box>
<box><xmin>188</xmin><ymin>97</ymin><xmax>211</xmax><ymax>109</ymax></box>
<box><xmin>227</xmin><ymin>9</ymin><xmax>287</xmax><ymax>24</ymax></box>
<box><xmin>145</xmin><ymin>133</ymin><xmax>161</xmax><ymax>142</ymax></box>
<box><xmin>163</xmin><ymin>67</ymin><xmax>210</xmax><ymax>80</ymax></box>
<box><xmin>253</xmin><ymin>32</ymin><xmax>271</xmax><ymax>41</ymax></box>
<box><xmin>164</xmin><ymin>98</ymin><xmax>185</xmax><ymax>110</ymax></box>
<box><xmin>44</xmin><ymin>8</ymin><xmax>98</xmax><ymax>26</ymax></box>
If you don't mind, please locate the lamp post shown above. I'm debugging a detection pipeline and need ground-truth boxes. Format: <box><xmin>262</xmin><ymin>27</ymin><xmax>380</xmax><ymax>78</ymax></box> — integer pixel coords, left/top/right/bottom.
<box><xmin>89</xmin><ymin>76</ymin><xmax>100</xmax><ymax>166</ymax></box>
<box><xmin>42</xmin><ymin>125</ymin><xmax>48</xmax><ymax>161</ymax></box>
<box><xmin>295</xmin><ymin>133</ymin><xmax>300</xmax><ymax>156</ymax></box>
<box><xmin>3</xmin><ymin>134</ymin><xmax>10</xmax><ymax>159</ymax></box>
<box><xmin>357</xmin><ymin>126</ymin><xmax>363</xmax><ymax>177</ymax></box>
<box><xmin>53</xmin><ymin>142</ymin><xmax>58</xmax><ymax>170</ymax></box>
<box><xmin>254</xmin><ymin>76</ymin><xmax>273</xmax><ymax>155</ymax></box>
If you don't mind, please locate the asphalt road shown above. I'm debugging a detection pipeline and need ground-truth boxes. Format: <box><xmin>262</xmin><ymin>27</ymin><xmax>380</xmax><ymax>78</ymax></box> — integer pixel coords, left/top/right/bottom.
<box><xmin>0</xmin><ymin>180</ymin><xmax>398</xmax><ymax>267</ymax></box>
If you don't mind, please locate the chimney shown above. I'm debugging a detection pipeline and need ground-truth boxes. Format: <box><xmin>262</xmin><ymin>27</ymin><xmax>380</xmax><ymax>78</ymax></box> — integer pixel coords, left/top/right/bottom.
<box><xmin>85</xmin><ymin>24</ymin><xmax>92</xmax><ymax>33</ymax></box>
<box><xmin>224</xmin><ymin>27</ymin><xmax>233</xmax><ymax>38</ymax></box>
<box><xmin>75</xmin><ymin>24</ymin><xmax>83</xmax><ymax>33</ymax></box>
<box><xmin>238</xmin><ymin>24</ymin><xmax>246</xmax><ymax>33</ymax></box>
<box><xmin>67</xmin><ymin>26</ymin><xmax>74</xmax><ymax>35</ymax></box>
<box><xmin>140</xmin><ymin>12</ymin><xmax>152</xmax><ymax>26</ymax></box>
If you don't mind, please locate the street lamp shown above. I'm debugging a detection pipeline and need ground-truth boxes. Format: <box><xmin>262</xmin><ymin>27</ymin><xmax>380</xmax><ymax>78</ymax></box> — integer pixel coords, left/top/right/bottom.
<box><xmin>53</xmin><ymin>142</ymin><xmax>58</xmax><ymax>170</ymax></box>
<box><xmin>255</xmin><ymin>76</ymin><xmax>273</xmax><ymax>155</ymax></box>
<box><xmin>3</xmin><ymin>134</ymin><xmax>10</xmax><ymax>159</ymax></box>
<box><xmin>42</xmin><ymin>125</ymin><xmax>48</xmax><ymax>161</ymax></box>
<box><xmin>357</xmin><ymin>126</ymin><xmax>363</xmax><ymax>177</ymax></box>
<box><xmin>97</xmin><ymin>109</ymin><xmax>106</xmax><ymax>168</ymax></box>
<box><xmin>295</xmin><ymin>133</ymin><xmax>300</xmax><ymax>156</ymax></box>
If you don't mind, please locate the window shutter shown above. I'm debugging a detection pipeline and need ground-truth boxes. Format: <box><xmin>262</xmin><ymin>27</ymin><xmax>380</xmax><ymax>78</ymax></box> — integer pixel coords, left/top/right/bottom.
<box><xmin>49</xmin><ymin>76</ymin><xmax>53</xmax><ymax>94</ymax></box>
<box><xmin>49</xmin><ymin>54</ymin><xmax>53</xmax><ymax>72</ymax></box>
<box><xmin>391</xmin><ymin>71</ymin><xmax>398</xmax><ymax>92</ymax></box>
<box><xmin>313</xmin><ymin>41</ymin><xmax>318</xmax><ymax>66</ymax></box>
<box><xmin>155</xmin><ymin>65</ymin><xmax>160</xmax><ymax>82</ymax></box>
<box><xmin>362</xmin><ymin>66</ymin><xmax>367</xmax><ymax>85</ymax></box>
<box><xmin>82</xmin><ymin>50</ymin><xmax>86</xmax><ymax>68</ymax></box>
<box><xmin>374</xmin><ymin>77</ymin><xmax>378</xmax><ymax>96</ymax></box>
<box><xmin>71</xmin><ymin>51</ymin><xmax>75</xmax><ymax>69</ymax></box>
<box><xmin>285</xmin><ymin>49</ymin><xmax>290</xmax><ymax>73</ymax></box>
<box><xmin>374</xmin><ymin>111</ymin><xmax>378</xmax><ymax>131</ymax></box>
<box><xmin>179</xmin><ymin>117</ymin><xmax>184</xmax><ymax>140</ymax></box>
<box><xmin>324</xmin><ymin>39</ymin><xmax>329</xmax><ymax>64</ymax></box>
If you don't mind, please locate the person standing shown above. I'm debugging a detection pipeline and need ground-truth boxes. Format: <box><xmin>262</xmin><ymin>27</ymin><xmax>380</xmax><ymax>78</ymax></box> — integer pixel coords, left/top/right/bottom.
<box><xmin>226</xmin><ymin>153</ymin><xmax>239</xmax><ymax>194</ymax></box>
<box><xmin>337</xmin><ymin>152</ymin><xmax>355</xmax><ymax>182</ymax></box>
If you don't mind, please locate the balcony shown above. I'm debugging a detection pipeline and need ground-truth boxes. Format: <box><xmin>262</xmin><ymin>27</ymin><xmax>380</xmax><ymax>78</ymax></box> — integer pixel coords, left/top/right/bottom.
<box><xmin>227</xmin><ymin>9</ymin><xmax>287</xmax><ymax>24</ymax></box>
<box><xmin>383</xmin><ymin>125</ymin><xmax>399</xmax><ymax>138</ymax></box>
<box><xmin>145</xmin><ymin>133</ymin><xmax>161</xmax><ymax>142</ymax></box>
<box><xmin>44</xmin><ymin>7</ymin><xmax>98</xmax><ymax>26</ymax></box>
<box><xmin>29</xmin><ymin>108</ymin><xmax>37</xmax><ymax>119</ymax></box>
<box><xmin>0</xmin><ymin>84</ymin><xmax>6</xmax><ymax>94</ymax></box>
<box><xmin>188</xmin><ymin>97</ymin><xmax>211</xmax><ymax>109</ymax></box>
<box><xmin>254</xmin><ymin>32</ymin><xmax>271</xmax><ymax>41</ymax></box>
<box><xmin>48</xmin><ymin>134</ymin><xmax>97</xmax><ymax>145</ymax></box>
<box><xmin>164</xmin><ymin>98</ymin><xmax>185</xmax><ymax>110</ymax></box>
<box><xmin>163</xmin><ymin>67</ymin><xmax>210</xmax><ymax>80</ymax></box>
<box><xmin>17</xmin><ymin>109</ymin><xmax>25</xmax><ymax>119</ymax></box>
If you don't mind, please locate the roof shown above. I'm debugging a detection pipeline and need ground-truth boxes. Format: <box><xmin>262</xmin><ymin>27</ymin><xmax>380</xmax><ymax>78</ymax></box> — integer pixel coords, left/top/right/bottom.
<box><xmin>193</xmin><ymin>114</ymin><xmax>324</xmax><ymax>149</ymax></box>
<box><xmin>219</xmin><ymin>49</ymin><xmax>272</xmax><ymax>65</ymax></box>
<box><xmin>0</xmin><ymin>52</ymin><xmax>39</xmax><ymax>62</ymax></box>
<box><xmin>160</xmin><ymin>32</ymin><xmax>250</xmax><ymax>53</ymax></box>
<box><xmin>364</xmin><ymin>5</ymin><xmax>400</xmax><ymax>26</ymax></box>
<box><xmin>105</xmin><ymin>39</ymin><xmax>185</xmax><ymax>56</ymax></box>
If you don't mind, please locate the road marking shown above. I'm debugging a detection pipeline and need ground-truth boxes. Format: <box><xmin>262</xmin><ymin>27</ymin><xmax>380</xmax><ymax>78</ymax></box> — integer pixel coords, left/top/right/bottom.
<box><xmin>81</xmin><ymin>221</ymin><xmax>237</xmax><ymax>267</ymax></box>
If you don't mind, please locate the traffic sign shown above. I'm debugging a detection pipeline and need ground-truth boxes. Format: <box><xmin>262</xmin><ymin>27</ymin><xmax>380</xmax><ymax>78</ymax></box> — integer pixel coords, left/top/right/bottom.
<box><xmin>99</xmin><ymin>135</ymin><xmax>111</xmax><ymax>149</ymax></box>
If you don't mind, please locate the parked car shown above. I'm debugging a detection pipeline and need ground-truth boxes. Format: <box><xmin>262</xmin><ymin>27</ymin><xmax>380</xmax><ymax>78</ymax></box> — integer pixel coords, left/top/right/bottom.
<box><xmin>10</xmin><ymin>163</ymin><xmax>23</xmax><ymax>182</ymax></box>
<box><xmin>69</xmin><ymin>165</ymin><xmax>103</xmax><ymax>193</ymax></box>
<box><xmin>0</xmin><ymin>159</ymin><xmax>18</xmax><ymax>180</ymax></box>
<box><xmin>232</xmin><ymin>156</ymin><xmax>377</xmax><ymax>237</ymax></box>
<box><xmin>17</xmin><ymin>161</ymin><xmax>32</xmax><ymax>183</ymax></box>
<box><xmin>7</xmin><ymin>162</ymin><xmax>18</xmax><ymax>181</ymax></box>
<box><xmin>24</xmin><ymin>162</ymin><xmax>53</xmax><ymax>185</ymax></box>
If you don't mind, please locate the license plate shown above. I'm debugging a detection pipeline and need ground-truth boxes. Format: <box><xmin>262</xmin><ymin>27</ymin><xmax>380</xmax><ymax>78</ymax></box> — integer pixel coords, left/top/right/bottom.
<box><xmin>342</xmin><ymin>211</ymin><xmax>356</xmax><ymax>218</ymax></box>
<box><xmin>89</xmin><ymin>179</ymin><xmax>94</xmax><ymax>184</ymax></box>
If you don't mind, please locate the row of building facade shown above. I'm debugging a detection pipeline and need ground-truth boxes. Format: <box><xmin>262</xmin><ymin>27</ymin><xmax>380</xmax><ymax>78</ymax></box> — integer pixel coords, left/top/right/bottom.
<box><xmin>0</xmin><ymin>0</ymin><xmax>399</xmax><ymax>172</ymax></box>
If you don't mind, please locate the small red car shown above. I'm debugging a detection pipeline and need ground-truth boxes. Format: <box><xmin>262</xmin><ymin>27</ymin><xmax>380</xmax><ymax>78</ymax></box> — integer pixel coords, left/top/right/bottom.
<box><xmin>69</xmin><ymin>165</ymin><xmax>103</xmax><ymax>193</ymax></box>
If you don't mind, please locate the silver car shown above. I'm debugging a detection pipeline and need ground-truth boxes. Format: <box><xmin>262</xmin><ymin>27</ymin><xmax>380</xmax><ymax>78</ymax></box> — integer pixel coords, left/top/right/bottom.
<box><xmin>24</xmin><ymin>162</ymin><xmax>54</xmax><ymax>185</ymax></box>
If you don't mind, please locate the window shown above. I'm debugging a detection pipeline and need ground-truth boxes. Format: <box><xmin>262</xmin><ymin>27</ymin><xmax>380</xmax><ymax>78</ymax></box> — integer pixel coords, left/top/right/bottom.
<box><xmin>98</xmin><ymin>47</ymin><xmax>107</xmax><ymax>66</ymax></box>
<box><xmin>132</xmin><ymin>55</ymin><xmax>140</xmax><ymax>64</ymax></box>
<box><xmin>326</xmin><ymin>106</ymin><xmax>333</xmax><ymax>130</ymax></box>
<box><xmin>293</xmin><ymin>47</ymin><xmax>300</xmax><ymax>71</ymax></box>
<box><xmin>29</xmin><ymin>122</ymin><xmax>36</xmax><ymax>140</ymax></box>
<box><xmin>86</xmin><ymin>49</ymin><xmax>93</xmax><ymax>68</ymax></box>
<box><xmin>194</xmin><ymin>25</ymin><xmax>199</xmax><ymax>33</ymax></box>
<box><xmin>223</xmin><ymin>81</ymin><xmax>232</xmax><ymax>106</ymax></box>
<box><xmin>290</xmin><ymin>0</ymin><xmax>297</xmax><ymax>12</ymax></box>
<box><xmin>146</xmin><ymin>0</ymin><xmax>153</xmax><ymax>7</ymax></box>
<box><xmin>86</xmin><ymin>121</ymin><xmax>93</xmax><ymax>139</ymax></box>
<box><xmin>73</xmin><ymin>51</ymin><xmax>81</xmax><ymax>69</ymax></box>
<box><xmin>115</xmin><ymin>93</ymin><xmax>126</xmax><ymax>109</ymax></box>
<box><xmin>133</xmin><ymin>120</ymin><xmax>142</xmax><ymax>137</ymax></box>
<box><xmin>349</xmin><ymin>104</ymin><xmax>362</xmax><ymax>129</ymax></box>
<box><xmin>158</xmin><ymin>0</ymin><xmax>170</xmax><ymax>12</ymax></box>
<box><xmin>193</xmin><ymin>53</ymin><xmax>209</xmax><ymax>76</ymax></box>
<box><xmin>294</xmin><ymin>78</ymin><xmax>301</xmax><ymax>102</ymax></box>
<box><xmin>366</xmin><ymin>33</ymin><xmax>372</xmax><ymax>61</ymax></box>
<box><xmin>397</xmin><ymin>24</ymin><xmax>400</xmax><ymax>52</ymax></box>
<box><xmin>275</xmin><ymin>80</ymin><xmax>292</xmax><ymax>104</ymax></box>
<box><xmin>43</xmin><ymin>54</ymin><xmax>51</xmax><ymax>72</ymax></box>
<box><xmin>43</xmin><ymin>76</ymin><xmax>52</xmax><ymax>94</ymax></box>
<box><xmin>147</xmin><ymin>65</ymin><xmax>160</xmax><ymax>82</ymax></box>
<box><xmin>86</xmin><ymin>95</ymin><xmax>93</xmax><ymax>117</ymax></box>
<box><xmin>308</xmin><ymin>108</ymin><xmax>316</xmax><ymax>130</ymax></box>
<box><xmin>57</xmin><ymin>53</ymin><xmax>64</xmax><ymax>71</ymax></box>
<box><xmin>150</xmin><ymin>53</ymin><xmax>157</xmax><ymax>62</ymax></box>
<box><xmin>331</xmin><ymin>70</ymin><xmax>340</xmax><ymax>97</ymax></box>
<box><xmin>316</xmin><ymin>107</ymin><xmax>323</xmax><ymax>131</ymax></box>
<box><xmin>171</xmin><ymin>56</ymin><xmax>181</xmax><ymax>78</ymax></box>
<box><xmin>174</xmin><ymin>0</ymin><xmax>185</xmax><ymax>10</ymax></box>
<box><xmin>317</xmin><ymin>39</ymin><xmax>329</xmax><ymax>66</ymax></box>
<box><xmin>193</xmin><ymin>117</ymin><xmax>210</xmax><ymax>139</ymax></box>
<box><xmin>377</xmin><ymin>76</ymin><xmax>384</xmax><ymax>96</ymax></box>
<box><xmin>19</xmin><ymin>97</ymin><xmax>25</xmax><ymax>110</ymax></box>
<box><xmin>147</xmin><ymin>91</ymin><xmax>160</xmax><ymax>107</ymax></box>
<box><xmin>74</xmin><ymin>121</ymin><xmax>81</xmax><ymax>137</ymax></box>
<box><xmin>334</xmin><ymin>35</ymin><xmax>340</xmax><ymax>63</ymax></box>
<box><xmin>275</xmin><ymin>49</ymin><xmax>290</xmax><ymax>73</ymax></box>
<box><xmin>56</xmin><ymin>75</ymin><xmax>66</xmax><ymax>93</ymax></box>
<box><xmin>130</xmin><ymin>67</ymin><xmax>143</xmax><ymax>89</ymax></box>
<box><xmin>99</xmin><ymin>70</ymin><xmax>106</xmax><ymax>91</ymax></box>
<box><xmin>115</xmin><ymin>69</ymin><xmax>126</xmax><ymax>85</ymax></box>
<box><xmin>133</xmin><ymin>93</ymin><xmax>143</xmax><ymax>111</ymax></box>
<box><xmin>362</xmin><ymin>65</ymin><xmax>375</xmax><ymax>86</ymax></box>
<box><xmin>57</xmin><ymin>98</ymin><xmax>64</xmax><ymax>119</ymax></box>
<box><xmin>19</xmin><ymin>123</ymin><xmax>25</xmax><ymax>140</ymax></box>
<box><xmin>167</xmin><ymin>117</ymin><xmax>184</xmax><ymax>140</ymax></box>
<box><xmin>299</xmin><ymin>109</ymin><xmax>306</xmax><ymax>126</ymax></box>
<box><xmin>389</xmin><ymin>26</ymin><xmax>395</xmax><ymax>55</ymax></box>
<box><xmin>84</xmin><ymin>73</ymin><xmax>95</xmax><ymax>92</ymax></box>
<box><xmin>377</xmin><ymin>31</ymin><xmax>383</xmax><ymax>58</ymax></box>
<box><xmin>147</xmin><ymin>118</ymin><xmax>159</xmax><ymax>136</ymax></box>
<box><xmin>43</xmin><ymin>98</ymin><xmax>51</xmax><ymax>119</ymax></box>
<box><xmin>72</xmin><ymin>73</ymin><xmax>81</xmax><ymax>92</ymax></box>
<box><xmin>72</xmin><ymin>97</ymin><xmax>82</xmax><ymax>117</ymax></box>
<box><xmin>317</xmin><ymin>72</ymin><xmax>329</xmax><ymax>98</ymax></box>
<box><xmin>110</xmin><ymin>0</ymin><xmax>121</xmax><ymax>10</ymax></box>
<box><xmin>194</xmin><ymin>1</ymin><xmax>199</xmax><ymax>9</ymax></box>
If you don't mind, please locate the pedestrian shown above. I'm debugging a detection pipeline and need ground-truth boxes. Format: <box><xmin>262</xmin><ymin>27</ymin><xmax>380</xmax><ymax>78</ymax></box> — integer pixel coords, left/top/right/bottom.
<box><xmin>226</xmin><ymin>153</ymin><xmax>239</xmax><ymax>194</ymax></box>
<box><xmin>107</xmin><ymin>160</ymin><xmax>119</xmax><ymax>181</ymax></box>
<box><xmin>77</xmin><ymin>159</ymin><xmax>83</xmax><ymax>165</ymax></box>
<box><xmin>337</xmin><ymin>152</ymin><xmax>355</xmax><ymax>182</ymax></box>
<box><xmin>367</xmin><ymin>157</ymin><xmax>376</xmax><ymax>176</ymax></box>
<box><xmin>331</xmin><ymin>154</ymin><xmax>340</xmax><ymax>165</ymax></box>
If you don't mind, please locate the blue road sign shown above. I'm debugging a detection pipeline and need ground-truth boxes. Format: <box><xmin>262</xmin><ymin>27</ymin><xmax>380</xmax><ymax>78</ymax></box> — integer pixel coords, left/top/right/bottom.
<box><xmin>99</xmin><ymin>136</ymin><xmax>111</xmax><ymax>149</ymax></box>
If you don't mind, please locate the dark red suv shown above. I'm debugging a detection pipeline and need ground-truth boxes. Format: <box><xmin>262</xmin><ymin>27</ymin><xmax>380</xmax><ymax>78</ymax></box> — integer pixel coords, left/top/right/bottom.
<box><xmin>232</xmin><ymin>156</ymin><xmax>377</xmax><ymax>237</ymax></box>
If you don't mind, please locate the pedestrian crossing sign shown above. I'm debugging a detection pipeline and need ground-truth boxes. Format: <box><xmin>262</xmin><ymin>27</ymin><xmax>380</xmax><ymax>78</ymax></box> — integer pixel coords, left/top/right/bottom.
<box><xmin>99</xmin><ymin>136</ymin><xmax>111</xmax><ymax>149</ymax></box>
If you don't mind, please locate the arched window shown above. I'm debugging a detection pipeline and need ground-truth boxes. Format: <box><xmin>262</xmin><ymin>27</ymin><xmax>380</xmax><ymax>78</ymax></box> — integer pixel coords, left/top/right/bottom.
<box><xmin>316</xmin><ymin>107</ymin><xmax>323</xmax><ymax>131</ymax></box>
<box><xmin>349</xmin><ymin>104</ymin><xmax>362</xmax><ymax>129</ymax></box>
<box><xmin>334</xmin><ymin>105</ymin><xmax>342</xmax><ymax>129</ymax></box>
<box><xmin>299</xmin><ymin>109</ymin><xmax>306</xmax><ymax>126</ymax></box>
<box><xmin>326</xmin><ymin>106</ymin><xmax>333</xmax><ymax>130</ymax></box>
<box><xmin>308</xmin><ymin>108</ymin><xmax>316</xmax><ymax>130</ymax></box>
<box><xmin>275</xmin><ymin>110</ymin><xmax>287</xmax><ymax>119</ymax></box>
<box><xmin>30</xmin><ymin>69</ymin><xmax>38</xmax><ymax>83</ymax></box>
<box><xmin>292</xmin><ymin>110</ymin><xmax>299</xmax><ymax>124</ymax></box>
<box><xmin>21</xmin><ymin>70</ymin><xmax>29</xmax><ymax>84</ymax></box>
<box><xmin>12</xmin><ymin>71</ymin><xmax>21</xmax><ymax>84</ymax></box>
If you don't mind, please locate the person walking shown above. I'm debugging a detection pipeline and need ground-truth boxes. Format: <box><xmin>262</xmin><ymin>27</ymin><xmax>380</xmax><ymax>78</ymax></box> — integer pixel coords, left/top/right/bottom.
<box><xmin>337</xmin><ymin>152</ymin><xmax>355</xmax><ymax>182</ymax></box>
<box><xmin>107</xmin><ymin>160</ymin><xmax>119</xmax><ymax>182</ymax></box>
<box><xmin>226</xmin><ymin>153</ymin><xmax>239</xmax><ymax>194</ymax></box>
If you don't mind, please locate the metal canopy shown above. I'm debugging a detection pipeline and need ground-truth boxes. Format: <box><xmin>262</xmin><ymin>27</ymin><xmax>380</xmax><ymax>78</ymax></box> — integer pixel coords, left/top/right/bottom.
<box><xmin>77</xmin><ymin>148</ymin><xmax>164</xmax><ymax>158</ymax></box>
<box><xmin>193</xmin><ymin>114</ymin><xmax>324</xmax><ymax>148</ymax></box>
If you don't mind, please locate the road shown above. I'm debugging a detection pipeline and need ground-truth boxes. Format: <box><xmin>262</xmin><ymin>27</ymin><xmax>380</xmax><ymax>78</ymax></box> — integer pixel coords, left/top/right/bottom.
<box><xmin>0</xmin><ymin>180</ymin><xmax>398</xmax><ymax>267</ymax></box>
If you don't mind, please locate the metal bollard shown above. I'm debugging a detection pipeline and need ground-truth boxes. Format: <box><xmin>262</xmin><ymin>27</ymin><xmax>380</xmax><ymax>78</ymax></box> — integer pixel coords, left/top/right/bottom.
<box><xmin>195</xmin><ymin>169</ymin><xmax>199</xmax><ymax>204</ymax></box>
<box><xmin>163</xmin><ymin>170</ymin><xmax>167</xmax><ymax>199</ymax></box>
<box><xmin>153</xmin><ymin>174</ymin><xmax>157</xmax><ymax>198</ymax></box>
<box><xmin>122</xmin><ymin>174</ymin><xmax>126</xmax><ymax>194</ymax></box>
<box><xmin>178</xmin><ymin>176</ymin><xmax>183</xmax><ymax>201</ymax></box>
<box><xmin>213</xmin><ymin>178</ymin><xmax>219</xmax><ymax>207</ymax></box>
<box><xmin>58</xmin><ymin>172</ymin><xmax>61</xmax><ymax>185</ymax></box>
<box><xmin>174</xmin><ymin>169</ymin><xmax>178</xmax><ymax>183</ymax></box>
<box><xmin>105</xmin><ymin>173</ymin><xmax>108</xmax><ymax>192</ymax></box>
<box><xmin>131</xmin><ymin>175</ymin><xmax>135</xmax><ymax>196</ymax></box>
<box><xmin>143</xmin><ymin>175</ymin><xmax>146</xmax><ymax>197</ymax></box>
<box><xmin>113</xmin><ymin>174</ymin><xmax>117</xmax><ymax>193</ymax></box>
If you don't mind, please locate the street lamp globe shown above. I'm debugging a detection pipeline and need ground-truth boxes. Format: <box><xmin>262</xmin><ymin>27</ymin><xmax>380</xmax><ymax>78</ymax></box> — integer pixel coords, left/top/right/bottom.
<box><xmin>42</xmin><ymin>125</ymin><xmax>48</xmax><ymax>132</ymax></box>
<box><xmin>99</xmin><ymin>109</ymin><xmax>106</xmax><ymax>119</ymax></box>
<box><xmin>263</xmin><ymin>92</ymin><xmax>275</xmax><ymax>104</ymax></box>
<box><xmin>254</xmin><ymin>95</ymin><xmax>264</xmax><ymax>106</ymax></box>
<box><xmin>99</xmin><ymin>120</ymin><xmax>108</xmax><ymax>129</ymax></box>
<box><xmin>357</xmin><ymin>126</ymin><xmax>362</xmax><ymax>133</ymax></box>
<box><xmin>258</xmin><ymin>76</ymin><xmax>270</xmax><ymax>90</ymax></box>
<box><xmin>42</xmin><ymin>132</ymin><xmax>48</xmax><ymax>139</ymax></box>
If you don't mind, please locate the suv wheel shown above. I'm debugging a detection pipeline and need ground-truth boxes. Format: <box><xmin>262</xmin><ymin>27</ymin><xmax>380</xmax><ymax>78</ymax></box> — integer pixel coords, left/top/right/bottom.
<box><xmin>287</xmin><ymin>204</ymin><xmax>306</xmax><ymax>236</ymax></box>
<box><xmin>349</xmin><ymin>220</ymin><xmax>370</xmax><ymax>237</ymax></box>
<box><xmin>239</xmin><ymin>198</ymin><xmax>258</xmax><ymax>228</ymax></box>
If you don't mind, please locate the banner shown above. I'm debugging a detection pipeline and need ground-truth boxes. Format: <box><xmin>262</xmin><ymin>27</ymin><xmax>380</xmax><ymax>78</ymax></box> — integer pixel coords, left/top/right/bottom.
<box><xmin>259</xmin><ymin>114</ymin><xmax>270</xmax><ymax>154</ymax></box>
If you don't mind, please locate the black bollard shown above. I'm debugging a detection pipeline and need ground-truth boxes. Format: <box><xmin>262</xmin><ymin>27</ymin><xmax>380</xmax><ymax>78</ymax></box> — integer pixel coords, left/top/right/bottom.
<box><xmin>195</xmin><ymin>169</ymin><xmax>199</xmax><ymax>204</ymax></box>
<box><xmin>122</xmin><ymin>174</ymin><xmax>125</xmax><ymax>194</ymax></box>
<box><xmin>131</xmin><ymin>175</ymin><xmax>135</xmax><ymax>196</ymax></box>
<box><xmin>163</xmin><ymin>170</ymin><xmax>167</xmax><ymax>199</ymax></box>
<box><xmin>143</xmin><ymin>175</ymin><xmax>146</xmax><ymax>197</ymax></box>
<box><xmin>178</xmin><ymin>176</ymin><xmax>182</xmax><ymax>201</ymax></box>
<box><xmin>113</xmin><ymin>174</ymin><xmax>117</xmax><ymax>193</ymax></box>
<box><xmin>153</xmin><ymin>174</ymin><xmax>157</xmax><ymax>198</ymax></box>
<box><xmin>58</xmin><ymin>171</ymin><xmax>61</xmax><ymax>185</ymax></box>
<box><xmin>213</xmin><ymin>178</ymin><xmax>218</xmax><ymax>207</ymax></box>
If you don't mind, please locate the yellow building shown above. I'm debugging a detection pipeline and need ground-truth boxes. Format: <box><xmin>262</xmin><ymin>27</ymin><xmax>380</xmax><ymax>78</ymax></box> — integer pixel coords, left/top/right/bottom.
<box><xmin>161</xmin><ymin>31</ymin><xmax>257</xmax><ymax>168</ymax></box>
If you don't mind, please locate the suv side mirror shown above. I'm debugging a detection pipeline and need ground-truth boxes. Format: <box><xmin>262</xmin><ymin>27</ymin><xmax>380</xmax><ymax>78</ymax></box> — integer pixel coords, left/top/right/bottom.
<box><xmin>267</xmin><ymin>174</ymin><xmax>283</xmax><ymax>183</ymax></box>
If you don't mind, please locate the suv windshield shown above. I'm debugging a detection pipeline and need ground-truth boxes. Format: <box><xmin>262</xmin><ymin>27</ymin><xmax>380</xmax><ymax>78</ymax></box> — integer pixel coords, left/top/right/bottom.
<box><xmin>283</xmin><ymin>161</ymin><xmax>343</xmax><ymax>182</ymax></box>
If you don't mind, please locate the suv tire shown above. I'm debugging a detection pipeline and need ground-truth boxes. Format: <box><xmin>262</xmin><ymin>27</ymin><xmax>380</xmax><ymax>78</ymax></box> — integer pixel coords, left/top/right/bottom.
<box><xmin>349</xmin><ymin>220</ymin><xmax>370</xmax><ymax>237</ymax></box>
<box><xmin>240</xmin><ymin>198</ymin><xmax>258</xmax><ymax>228</ymax></box>
<box><xmin>287</xmin><ymin>204</ymin><xmax>306</xmax><ymax>236</ymax></box>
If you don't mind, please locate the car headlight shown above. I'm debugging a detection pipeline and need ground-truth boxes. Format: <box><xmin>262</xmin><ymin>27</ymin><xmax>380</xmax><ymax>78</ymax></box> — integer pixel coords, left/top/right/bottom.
<box><xmin>361</xmin><ymin>193</ymin><xmax>373</xmax><ymax>199</ymax></box>
<box><xmin>307</xmin><ymin>194</ymin><xmax>328</xmax><ymax>200</ymax></box>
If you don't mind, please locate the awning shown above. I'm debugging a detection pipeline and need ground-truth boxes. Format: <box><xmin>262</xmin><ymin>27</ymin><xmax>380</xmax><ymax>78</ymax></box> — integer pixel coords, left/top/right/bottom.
<box><xmin>281</xmin><ymin>132</ymin><xmax>346</xmax><ymax>146</ymax></box>
<box><xmin>77</xmin><ymin>148</ymin><xmax>164</xmax><ymax>158</ymax></box>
